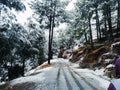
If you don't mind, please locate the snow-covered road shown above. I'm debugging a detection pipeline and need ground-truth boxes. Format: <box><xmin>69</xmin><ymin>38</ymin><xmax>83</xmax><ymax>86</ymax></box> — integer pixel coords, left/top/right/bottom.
<box><xmin>6</xmin><ymin>59</ymin><xmax>110</xmax><ymax>90</ymax></box>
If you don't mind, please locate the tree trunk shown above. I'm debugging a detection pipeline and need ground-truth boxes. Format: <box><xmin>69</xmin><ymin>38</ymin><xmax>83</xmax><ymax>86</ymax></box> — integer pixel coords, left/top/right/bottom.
<box><xmin>22</xmin><ymin>58</ymin><xmax>25</xmax><ymax>76</ymax></box>
<box><xmin>103</xmin><ymin>3</ymin><xmax>109</xmax><ymax>40</ymax></box>
<box><xmin>95</xmin><ymin>6</ymin><xmax>101</xmax><ymax>39</ymax></box>
<box><xmin>48</xmin><ymin>0</ymin><xmax>54</xmax><ymax>64</ymax></box>
<box><xmin>104</xmin><ymin>14</ymin><xmax>107</xmax><ymax>38</ymax></box>
<box><xmin>106</xmin><ymin>1</ymin><xmax>113</xmax><ymax>41</ymax></box>
<box><xmin>10</xmin><ymin>52</ymin><xmax>13</xmax><ymax>68</ymax></box>
<box><xmin>48</xmin><ymin>15</ymin><xmax>52</xmax><ymax>64</ymax></box>
<box><xmin>83</xmin><ymin>23</ymin><xmax>88</xmax><ymax>42</ymax></box>
<box><xmin>50</xmin><ymin>3</ymin><xmax>56</xmax><ymax>60</ymax></box>
<box><xmin>88</xmin><ymin>17</ymin><xmax>94</xmax><ymax>49</ymax></box>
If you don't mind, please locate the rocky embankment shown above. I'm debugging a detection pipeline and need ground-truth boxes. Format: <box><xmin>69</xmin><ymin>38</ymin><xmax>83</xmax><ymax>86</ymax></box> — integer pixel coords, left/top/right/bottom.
<box><xmin>69</xmin><ymin>38</ymin><xmax>120</xmax><ymax>78</ymax></box>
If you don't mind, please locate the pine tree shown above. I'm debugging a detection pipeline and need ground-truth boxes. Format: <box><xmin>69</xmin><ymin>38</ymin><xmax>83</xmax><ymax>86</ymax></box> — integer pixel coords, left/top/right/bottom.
<box><xmin>30</xmin><ymin>0</ymin><xmax>68</xmax><ymax>64</ymax></box>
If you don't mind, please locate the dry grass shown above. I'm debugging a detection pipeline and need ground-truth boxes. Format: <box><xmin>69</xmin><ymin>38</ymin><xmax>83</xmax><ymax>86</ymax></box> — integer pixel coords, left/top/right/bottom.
<box><xmin>35</xmin><ymin>63</ymin><xmax>52</xmax><ymax>70</ymax></box>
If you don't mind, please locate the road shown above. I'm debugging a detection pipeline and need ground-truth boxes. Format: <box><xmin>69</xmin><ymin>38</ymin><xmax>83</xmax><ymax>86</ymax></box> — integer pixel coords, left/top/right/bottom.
<box><xmin>5</xmin><ymin>59</ymin><xmax>110</xmax><ymax>90</ymax></box>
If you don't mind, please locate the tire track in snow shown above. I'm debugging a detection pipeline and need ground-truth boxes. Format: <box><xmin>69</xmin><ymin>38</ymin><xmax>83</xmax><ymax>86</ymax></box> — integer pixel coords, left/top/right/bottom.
<box><xmin>59</xmin><ymin>59</ymin><xmax>85</xmax><ymax>90</ymax></box>
<box><xmin>60</xmin><ymin>60</ymin><xmax>86</xmax><ymax>90</ymax></box>
<box><xmin>56</xmin><ymin>67</ymin><xmax>61</xmax><ymax>90</ymax></box>
<box><xmin>57</xmin><ymin>59</ymin><xmax>100</xmax><ymax>90</ymax></box>
<box><xmin>61</xmin><ymin>67</ymin><xmax>74</xmax><ymax>90</ymax></box>
<box><xmin>69</xmin><ymin>68</ymin><xmax>98</xmax><ymax>90</ymax></box>
<box><xmin>67</xmin><ymin>68</ymin><xmax>86</xmax><ymax>90</ymax></box>
<box><xmin>57</xmin><ymin>59</ymin><xmax>77</xmax><ymax>90</ymax></box>
<box><xmin>35</xmin><ymin>67</ymin><xmax>61</xmax><ymax>90</ymax></box>
<box><xmin>56</xmin><ymin>60</ymin><xmax>69</xmax><ymax>90</ymax></box>
<box><xmin>60</xmin><ymin>59</ymin><xmax>99</xmax><ymax>90</ymax></box>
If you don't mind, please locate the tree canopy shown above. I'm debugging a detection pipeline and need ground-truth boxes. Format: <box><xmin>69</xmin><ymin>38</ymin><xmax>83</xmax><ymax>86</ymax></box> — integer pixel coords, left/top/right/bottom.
<box><xmin>0</xmin><ymin>0</ymin><xmax>26</xmax><ymax>11</ymax></box>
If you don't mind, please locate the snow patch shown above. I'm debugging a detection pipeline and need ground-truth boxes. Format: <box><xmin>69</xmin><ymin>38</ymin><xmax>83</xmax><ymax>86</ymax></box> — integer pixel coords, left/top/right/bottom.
<box><xmin>106</xmin><ymin>64</ymin><xmax>115</xmax><ymax>68</ymax></box>
<box><xmin>0</xmin><ymin>82</ymin><xmax>5</xmax><ymax>86</ymax></box>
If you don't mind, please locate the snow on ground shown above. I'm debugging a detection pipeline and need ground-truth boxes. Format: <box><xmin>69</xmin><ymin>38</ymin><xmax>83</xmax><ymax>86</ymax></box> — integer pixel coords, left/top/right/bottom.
<box><xmin>111</xmin><ymin>41</ymin><xmax>120</xmax><ymax>49</ymax></box>
<box><xmin>0</xmin><ymin>82</ymin><xmax>5</xmax><ymax>86</ymax></box>
<box><xmin>106</xmin><ymin>64</ymin><xmax>115</xmax><ymax>68</ymax></box>
<box><xmin>10</xmin><ymin>59</ymin><xmax>69</xmax><ymax>84</ymax></box>
<box><xmin>7</xmin><ymin>58</ymin><xmax>110</xmax><ymax>90</ymax></box>
<box><xmin>73</xmin><ymin>68</ymin><xmax>110</xmax><ymax>87</ymax></box>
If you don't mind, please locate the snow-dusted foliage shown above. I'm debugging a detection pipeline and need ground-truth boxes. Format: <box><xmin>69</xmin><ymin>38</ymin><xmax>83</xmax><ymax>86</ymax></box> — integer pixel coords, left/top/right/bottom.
<box><xmin>0</xmin><ymin>0</ymin><xmax>26</xmax><ymax>11</ymax></box>
<box><xmin>27</xmin><ymin>18</ymin><xmax>46</xmax><ymax>65</ymax></box>
<box><xmin>0</xmin><ymin>4</ymin><xmax>17</xmax><ymax>26</ymax></box>
<box><xmin>0</xmin><ymin>2</ymin><xmax>46</xmax><ymax>82</ymax></box>
<box><xmin>57</xmin><ymin>26</ymin><xmax>75</xmax><ymax>49</ymax></box>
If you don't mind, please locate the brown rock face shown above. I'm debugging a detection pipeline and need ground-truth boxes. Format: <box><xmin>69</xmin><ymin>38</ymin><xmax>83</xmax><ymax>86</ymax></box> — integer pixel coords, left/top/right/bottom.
<box><xmin>83</xmin><ymin>46</ymin><xmax>110</xmax><ymax>63</ymax></box>
<box><xmin>79</xmin><ymin>46</ymin><xmax>110</xmax><ymax>68</ymax></box>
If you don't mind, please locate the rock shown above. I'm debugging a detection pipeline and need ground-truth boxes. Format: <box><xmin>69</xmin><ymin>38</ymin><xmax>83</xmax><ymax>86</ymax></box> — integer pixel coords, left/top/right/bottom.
<box><xmin>83</xmin><ymin>46</ymin><xmax>110</xmax><ymax>63</ymax></box>
<box><xmin>111</xmin><ymin>41</ymin><xmax>120</xmax><ymax>55</ymax></box>
<box><xmin>99</xmin><ymin>52</ymin><xmax>117</xmax><ymax>67</ymax></box>
<box><xmin>69</xmin><ymin>47</ymin><xmax>85</xmax><ymax>62</ymax></box>
<box><xmin>104</xmin><ymin>64</ymin><xmax>115</xmax><ymax>78</ymax></box>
